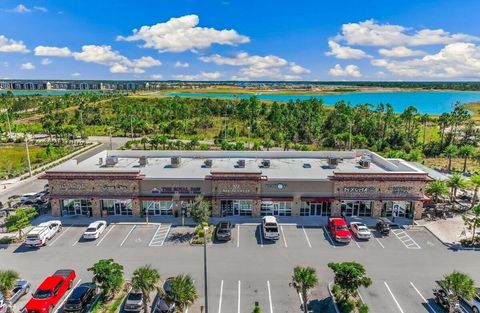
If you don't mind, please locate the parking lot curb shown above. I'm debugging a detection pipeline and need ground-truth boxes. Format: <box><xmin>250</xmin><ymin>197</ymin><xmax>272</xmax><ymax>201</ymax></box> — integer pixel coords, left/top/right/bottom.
<box><xmin>327</xmin><ymin>282</ymin><xmax>341</xmax><ymax>313</ymax></box>
<box><xmin>416</xmin><ymin>223</ymin><xmax>455</xmax><ymax>249</ymax></box>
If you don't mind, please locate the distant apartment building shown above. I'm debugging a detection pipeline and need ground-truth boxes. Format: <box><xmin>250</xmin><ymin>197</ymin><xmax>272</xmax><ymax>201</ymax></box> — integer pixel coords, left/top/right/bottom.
<box><xmin>0</xmin><ymin>80</ymin><xmax>142</xmax><ymax>91</ymax></box>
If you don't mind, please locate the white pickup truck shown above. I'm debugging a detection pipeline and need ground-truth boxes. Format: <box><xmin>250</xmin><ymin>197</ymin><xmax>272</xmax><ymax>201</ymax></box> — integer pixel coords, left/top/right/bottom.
<box><xmin>262</xmin><ymin>216</ymin><xmax>280</xmax><ymax>241</ymax></box>
<box><xmin>25</xmin><ymin>220</ymin><xmax>62</xmax><ymax>247</ymax></box>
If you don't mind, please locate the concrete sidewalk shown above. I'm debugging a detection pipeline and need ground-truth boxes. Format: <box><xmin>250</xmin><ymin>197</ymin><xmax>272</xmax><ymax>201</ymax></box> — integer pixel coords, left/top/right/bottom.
<box><xmin>417</xmin><ymin>215</ymin><xmax>468</xmax><ymax>245</ymax></box>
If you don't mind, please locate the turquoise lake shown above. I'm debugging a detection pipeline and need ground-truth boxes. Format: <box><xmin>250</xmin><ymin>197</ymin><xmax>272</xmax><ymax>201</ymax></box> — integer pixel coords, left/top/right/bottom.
<box><xmin>168</xmin><ymin>91</ymin><xmax>480</xmax><ymax>114</ymax></box>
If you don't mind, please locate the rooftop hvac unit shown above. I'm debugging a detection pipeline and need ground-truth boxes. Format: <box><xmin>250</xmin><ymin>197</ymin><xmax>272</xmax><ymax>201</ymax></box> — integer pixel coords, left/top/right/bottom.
<box><xmin>139</xmin><ymin>156</ymin><xmax>148</xmax><ymax>167</ymax></box>
<box><xmin>261</xmin><ymin>159</ymin><xmax>271</xmax><ymax>168</ymax></box>
<box><xmin>171</xmin><ymin>156</ymin><xmax>181</xmax><ymax>168</ymax></box>
<box><xmin>204</xmin><ymin>159</ymin><xmax>213</xmax><ymax>168</ymax></box>
<box><xmin>327</xmin><ymin>157</ymin><xmax>339</xmax><ymax>169</ymax></box>
<box><xmin>98</xmin><ymin>157</ymin><xmax>103</xmax><ymax>165</ymax></box>
<box><xmin>359</xmin><ymin>159</ymin><xmax>370</xmax><ymax>168</ymax></box>
<box><xmin>237</xmin><ymin>159</ymin><xmax>245</xmax><ymax>168</ymax></box>
<box><xmin>105</xmin><ymin>156</ymin><xmax>118</xmax><ymax>167</ymax></box>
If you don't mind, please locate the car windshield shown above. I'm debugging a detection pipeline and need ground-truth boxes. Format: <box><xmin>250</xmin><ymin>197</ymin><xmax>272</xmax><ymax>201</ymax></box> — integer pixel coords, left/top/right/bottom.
<box><xmin>358</xmin><ymin>227</ymin><xmax>369</xmax><ymax>232</ymax></box>
<box><xmin>265</xmin><ymin>227</ymin><xmax>278</xmax><ymax>232</ymax></box>
<box><xmin>86</xmin><ymin>228</ymin><xmax>97</xmax><ymax>232</ymax></box>
<box><xmin>128</xmin><ymin>293</ymin><xmax>142</xmax><ymax>301</ymax></box>
<box><xmin>26</xmin><ymin>235</ymin><xmax>39</xmax><ymax>240</ymax></box>
<box><xmin>336</xmin><ymin>225</ymin><xmax>348</xmax><ymax>231</ymax></box>
<box><xmin>33</xmin><ymin>289</ymin><xmax>51</xmax><ymax>299</ymax></box>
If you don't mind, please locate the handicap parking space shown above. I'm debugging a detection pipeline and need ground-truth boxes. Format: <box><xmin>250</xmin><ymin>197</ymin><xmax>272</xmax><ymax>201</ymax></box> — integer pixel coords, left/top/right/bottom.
<box><xmin>148</xmin><ymin>223</ymin><xmax>172</xmax><ymax>247</ymax></box>
<box><xmin>121</xmin><ymin>224</ymin><xmax>158</xmax><ymax>248</ymax></box>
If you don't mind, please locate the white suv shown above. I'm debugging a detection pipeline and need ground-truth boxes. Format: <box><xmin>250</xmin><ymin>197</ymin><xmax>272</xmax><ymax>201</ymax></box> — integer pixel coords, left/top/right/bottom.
<box><xmin>262</xmin><ymin>216</ymin><xmax>280</xmax><ymax>241</ymax></box>
<box><xmin>25</xmin><ymin>220</ymin><xmax>62</xmax><ymax>247</ymax></box>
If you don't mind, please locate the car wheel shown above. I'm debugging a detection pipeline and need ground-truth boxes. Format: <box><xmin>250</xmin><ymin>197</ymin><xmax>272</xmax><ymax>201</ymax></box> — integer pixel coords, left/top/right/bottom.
<box><xmin>473</xmin><ymin>307</ymin><xmax>479</xmax><ymax>313</ymax></box>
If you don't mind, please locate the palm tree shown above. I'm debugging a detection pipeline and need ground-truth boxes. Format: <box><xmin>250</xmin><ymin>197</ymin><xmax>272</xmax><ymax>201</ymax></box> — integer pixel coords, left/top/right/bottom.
<box><xmin>425</xmin><ymin>180</ymin><xmax>449</xmax><ymax>204</ymax></box>
<box><xmin>470</xmin><ymin>175</ymin><xmax>480</xmax><ymax>208</ymax></box>
<box><xmin>447</xmin><ymin>173</ymin><xmax>468</xmax><ymax>203</ymax></box>
<box><xmin>290</xmin><ymin>266</ymin><xmax>319</xmax><ymax>313</ymax></box>
<box><xmin>458</xmin><ymin>144</ymin><xmax>475</xmax><ymax>173</ymax></box>
<box><xmin>131</xmin><ymin>265</ymin><xmax>160</xmax><ymax>313</ymax></box>
<box><xmin>440</xmin><ymin>271</ymin><xmax>476</xmax><ymax>313</ymax></box>
<box><xmin>419</xmin><ymin>114</ymin><xmax>430</xmax><ymax>147</ymax></box>
<box><xmin>463</xmin><ymin>204</ymin><xmax>480</xmax><ymax>244</ymax></box>
<box><xmin>0</xmin><ymin>270</ymin><xmax>20</xmax><ymax>312</ymax></box>
<box><xmin>262</xmin><ymin>138</ymin><xmax>273</xmax><ymax>151</ymax></box>
<box><xmin>444</xmin><ymin>145</ymin><xmax>458</xmax><ymax>171</ymax></box>
<box><xmin>165</xmin><ymin>274</ymin><xmax>198</xmax><ymax>312</ymax></box>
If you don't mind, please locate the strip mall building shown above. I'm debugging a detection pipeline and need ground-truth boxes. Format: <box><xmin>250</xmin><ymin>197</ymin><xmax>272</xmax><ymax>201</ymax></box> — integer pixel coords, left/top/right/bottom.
<box><xmin>42</xmin><ymin>150</ymin><xmax>431</xmax><ymax>220</ymax></box>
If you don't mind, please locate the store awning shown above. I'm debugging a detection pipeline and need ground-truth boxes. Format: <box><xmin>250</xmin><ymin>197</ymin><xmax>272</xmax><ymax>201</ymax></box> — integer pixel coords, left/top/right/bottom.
<box><xmin>261</xmin><ymin>197</ymin><xmax>294</xmax><ymax>202</ymax></box>
<box><xmin>300</xmin><ymin>197</ymin><xmax>334</xmax><ymax>202</ymax></box>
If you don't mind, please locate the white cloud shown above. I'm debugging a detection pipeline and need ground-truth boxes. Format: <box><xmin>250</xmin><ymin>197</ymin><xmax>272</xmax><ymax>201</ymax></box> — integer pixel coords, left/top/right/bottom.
<box><xmin>71</xmin><ymin>72</ymin><xmax>81</xmax><ymax>77</ymax></box>
<box><xmin>371</xmin><ymin>42</ymin><xmax>480</xmax><ymax>78</ymax></box>
<box><xmin>173</xmin><ymin>71</ymin><xmax>223</xmax><ymax>80</ymax></box>
<box><xmin>337</xmin><ymin>19</ymin><xmax>478</xmax><ymax>47</ymax></box>
<box><xmin>34</xmin><ymin>46</ymin><xmax>72</xmax><ymax>57</ymax></box>
<box><xmin>21</xmin><ymin>62</ymin><xmax>35</xmax><ymax>70</ymax></box>
<box><xmin>40</xmin><ymin>58</ymin><xmax>52</xmax><ymax>65</ymax></box>
<box><xmin>72</xmin><ymin>45</ymin><xmax>161</xmax><ymax>74</ymax></box>
<box><xmin>325</xmin><ymin>40</ymin><xmax>371</xmax><ymax>59</ymax></box>
<box><xmin>174</xmin><ymin>61</ymin><xmax>190</xmax><ymax>68</ymax></box>
<box><xmin>0</xmin><ymin>35</ymin><xmax>29</xmax><ymax>53</ymax></box>
<box><xmin>2</xmin><ymin>61</ymin><xmax>8</xmax><ymax>67</ymax></box>
<box><xmin>150</xmin><ymin>74</ymin><xmax>163</xmax><ymax>79</ymax></box>
<box><xmin>329</xmin><ymin>64</ymin><xmax>362</xmax><ymax>78</ymax></box>
<box><xmin>378</xmin><ymin>46</ymin><xmax>426</xmax><ymax>58</ymax></box>
<box><xmin>200</xmin><ymin>52</ymin><xmax>310</xmax><ymax>80</ymax></box>
<box><xmin>33</xmin><ymin>6</ymin><xmax>48</xmax><ymax>12</ymax></box>
<box><xmin>117</xmin><ymin>15</ymin><xmax>250</xmax><ymax>52</ymax></box>
<box><xmin>13</xmin><ymin>4</ymin><xmax>31</xmax><ymax>13</ymax></box>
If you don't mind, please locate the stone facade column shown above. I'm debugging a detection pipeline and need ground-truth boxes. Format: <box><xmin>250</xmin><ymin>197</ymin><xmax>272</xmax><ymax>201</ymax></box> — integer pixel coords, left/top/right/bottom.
<box><xmin>51</xmin><ymin>198</ymin><xmax>61</xmax><ymax>216</ymax></box>
<box><xmin>372</xmin><ymin>201</ymin><xmax>383</xmax><ymax>218</ymax></box>
<box><xmin>413</xmin><ymin>201</ymin><xmax>424</xmax><ymax>220</ymax></box>
<box><xmin>92</xmin><ymin>199</ymin><xmax>102</xmax><ymax>217</ymax></box>
<box><xmin>211</xmin><ymin>199</ymin><xmax>221</xmax><ymax>217</ymax></box>
<box><xmin>291</xmin><ymin>199</ymin><xmax>301</xmax><ymax>216</ymax></box>
<box><xmin>252</xmin><ymin>200</ymin><xmax>261</xmax><ymax>217</ymax></box>
<box><xmin>331</xmin><ymin>200</ymin><xmax>341</xmax><ymax>217</ymax></box>
<box><xmin>132</xmin><ymin>198</ymin><xmax>141</xmax><ymax>217</ymax></box>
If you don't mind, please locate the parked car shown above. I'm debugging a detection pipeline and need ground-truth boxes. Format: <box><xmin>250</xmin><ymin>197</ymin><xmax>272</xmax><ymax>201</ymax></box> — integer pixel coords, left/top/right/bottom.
<box><xmin>19</xmin><ymin>193</ymin><xmax>38</xmax><ymax>203</ymax></box>
<box><xmin>349</xmin><ymin>222</ymin><xmax>372</xmax><ymax>240</ymax></box>
<box><xmin>163</xmin><ymin>278</ymin><xmax>174</xmax><ymax>299</ymax></box>
<box><xmin>262</xmin><ymin>216</ymin><xmax>280</xmax><ymax>241</ymax></box>
<box><xmin>22</xmin><ymin>269</ymin><xmax>76</xmax><ymax>313</ymax></box>
<box><xmin>124</xmin><ymin>290</ymin><xmax>144</xmax><ymax>312</ymax></box>
<box><xmin>433</xmin><ymin>280</ymin><xmax>462</xmax><ymax>313</ymax></box>
<box><xmin>0</xmin><ymin>279</ymin><xmax>30</xmax><ymax>312</ymax></box>
<box><xmin>463</xmin><ymin>287</ymin><xmax>480</xmax><ymax>313</ymax></box>
<box><xmin>82</xmin><ymin>221</ymin><xmax>107</xmax><ymax>240</ymax></box>
<box><xmin>151</xmin><ymin>294</ymin><xmax>175</xmax><ymax>313</ymax></box>
<box><xmin>215</xmin><ymin>221</ymin><xmax>232</xmax><ymax>241</ymax></box>
<box><xmin>327</xmin><ymin>218</ymin><xmax>351</xmax><ymax>243</ymax></box>
<box><xmin>25</xmin><ymin>220</ymin><xmax>62</xmax><ymax>247</ymax></box>
<box><xmin>376</xmin><ymin>218</ymin><xmax>391</xmax><ymax>236</ymax></box>
<box><xmin>64</xmin><ymin>282</ymin><xmax>96</xmax><ymax>313</ymax></box>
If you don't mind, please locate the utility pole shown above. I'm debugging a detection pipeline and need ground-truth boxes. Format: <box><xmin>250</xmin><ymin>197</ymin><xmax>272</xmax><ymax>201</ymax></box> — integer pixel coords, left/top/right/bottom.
<box><xmin>203</xmin><ymin>225</ymin><xmax>209</xmax><ymax>313</ymax></box>
<box><xmin>130</xmin><ymin>116</ymin><xmax>134</xmax><ymax>140</ymax></box>
<box><xmin>79</xmin><ymin>110</ymin><xmax>84</xmax><ymax>142</ymax></box>
<box><xmin>108</xmin><ymin>128</ymin><xmax>113</xmax><ymax>150</ymax></box>
<box><xmin>5</xmin><ymin>111</ymin><xmax>12</xmax><ymax>140</ymax></box>
<box><xmin>25</xmin><ymin>134</ymin><xmax>32</xmax><ymax>177</ymax></box>
<box><xmin>348</xmin><ymin>122</ymin><xmax>353</xmax><ymax>151</ymax></box>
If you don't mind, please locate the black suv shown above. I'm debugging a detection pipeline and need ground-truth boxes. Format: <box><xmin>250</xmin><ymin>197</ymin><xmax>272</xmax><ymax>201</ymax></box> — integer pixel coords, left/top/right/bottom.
<box><xmin>64</xmin><ymin>282</ymin><xmax>96</xmax><ymax>313</ymax></box>
<box><xmin>215</xmin><ymin>221</ymin><xmax>232</xmax><ymax>241</ymax></box>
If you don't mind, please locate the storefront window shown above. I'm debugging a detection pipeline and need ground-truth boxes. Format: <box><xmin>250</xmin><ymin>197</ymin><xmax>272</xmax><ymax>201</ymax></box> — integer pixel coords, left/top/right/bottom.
<box><xmin>340</xmin><ymin>201</ymin><xmax>372</xmax><ymax>217</ymax></box>
<box><xmin>300</xmin><ymin>202</ymin><xmax>331</xmax><ymax>216</ymax></box>
<box><xmin>142</xmin><ymin>201</ymin><xmax>174</xmax><ymax>216</ymax></box>
<box><xmin>61</xmin><ymin>199</ymin><xmax>92</xmax><ymax>216</ymax></box>
<box><xmin>102</xmin><ymin>199</ymin><xmax>133</xmax><ymax>215</ymax></box>
<box><xmin>221</xmin><ymin>200</ymin><xmax>252</xmax><ymax>216</ymax></box>
<box><xmin>382</xmin><ymin>201</ymin><xmax>413</xmax><ymax>218</ymax></box>
<box><xmin>261</xmin><ymin>201</ymin><xmax>292</xmax><ymax>216</ymax></box>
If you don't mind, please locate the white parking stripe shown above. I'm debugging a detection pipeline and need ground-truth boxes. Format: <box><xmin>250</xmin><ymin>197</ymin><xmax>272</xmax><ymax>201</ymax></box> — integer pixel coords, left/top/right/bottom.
<box><xmin>237</xmin><ymin>280</ymin><xmax>241</xmax><ymax>313</ymax></box>
<box><xmin>267</xmin><ymin>280</ymin><xmax>274</xmax><ymax>313</ymax></box>
<box><xmin>48</xmin><ymin>225</ymin><xmax>71</xmax><ymax>246</ymax></box>
<box><xmin>218</xmin><ymin>280</ymin><xmax>224</xmax><ymax>313</ymax></box>
<box><xmin>298</xmin><ymin>292</ymin><xmax>304</xmax><ymax>305</ymax></box>
<box><xmin>280</xmin><ymin>226</ymin><xmax>288</xmax><ymax>248</ymax></box>
<box><xmin>392</xmin><ymin>229</ymin><xmax>421</xmax><ymax>249</ymax></box>
<box><xmin>237</xmin><ymin>224</ymin><xmax>240</xmax><ymax>248</ymax></box>
<box><xmin>353</xmin><ymin>238</ymin><xmax>361</xmax><ymax>249</ymax></box>
<box><xmin>384</xmin><ymin>281</ymin><xmax>405</xmax><ymax>313</ymax></box>
<box><xmin>375</xmin><ymin>237</ymin><xmax>385</xmax><ymax>249</ymax></box>
<box><xmin>410</xmin><ymin>282</ymin><xmax>438</xmax><ymax>313</ymax></box>
<box><xmin>54</xmin><ymin>279</ymin><xmax>82</xmax><ymax>313</ymax></box>
<box><xmin>120</xmin><ymin>225</ymin><xmax>136</xmax><ymax>246</ymax></box>
<box><xmin>148</xmin><ymin>224</ymin><xmax>162</xmax><ymax>246</ymax></box>
<box><xmin>302</xmin><ymin>227</ymin><xmax>312</xmax><ymax>248</ymax></box>
<box><xmin>160</xmin><ymin>224</ymin><xmax>171</xmax><ymax>246</ymax></box>
<box><xmin>323</xmin><ymin>226</ymin><xmax>336</xmax><ymax>248</ymax></box>
<box><xmin>96</xmin><ymin>225</ymin><xmax>116</xmax><ymax>246</ymax></box>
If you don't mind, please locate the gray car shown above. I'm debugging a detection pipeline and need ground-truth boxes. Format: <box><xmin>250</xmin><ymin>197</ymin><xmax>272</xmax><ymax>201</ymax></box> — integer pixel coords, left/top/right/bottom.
<box><xmin>0</xmin><ymin>280</ymin><xmax>31</xmax><ymax>313</ymax></box>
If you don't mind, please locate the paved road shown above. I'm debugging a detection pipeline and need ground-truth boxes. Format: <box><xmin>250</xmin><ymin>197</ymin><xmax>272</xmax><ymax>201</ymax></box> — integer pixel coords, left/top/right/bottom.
<box><xmin>1</xmin><ymin>222</ymin><xmax>478</xmax><ymax>313</ymax></box>
<box><xmin>0</xmin><ymin>137</ymin><xmax>128</xmax><ymax>204</ymax></box>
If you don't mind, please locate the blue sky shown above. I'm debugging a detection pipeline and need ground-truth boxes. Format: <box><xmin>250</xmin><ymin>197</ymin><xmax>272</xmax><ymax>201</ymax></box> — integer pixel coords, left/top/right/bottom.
<box><xmin>1</xmin><ymin>0</ymin><xmax>480</xmax><ymax>81</ymax></box>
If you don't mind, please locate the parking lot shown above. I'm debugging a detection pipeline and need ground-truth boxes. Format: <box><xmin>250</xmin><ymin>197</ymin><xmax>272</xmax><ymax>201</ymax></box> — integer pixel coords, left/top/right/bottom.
<box><xmin>2</xmin><ymin>220</ymin><xmax>479</xmax><ymax>313</ymax></box>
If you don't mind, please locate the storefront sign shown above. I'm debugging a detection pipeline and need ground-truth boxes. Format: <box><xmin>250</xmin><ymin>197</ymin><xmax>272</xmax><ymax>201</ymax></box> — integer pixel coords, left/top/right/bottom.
<box><xmin>152</xmin><ymin>187</ymin><xmax>201</xmax><ymax>195</ymax></box>
<box><xmin>102</xmin><ymin>184</ymin><xmax>128</xmax><ymax>191</ymax></box>
<box><xmin>387</xmin><ymin>186</ymin><xmax>414</xmax><ymax>195</ymax></box>
<box><xmin>58</xmin><ymin>182</ymin><xmax>86</xmax><ymax>191</ymax></box>
<box><xmin>220</xmin><ymin>184</ymin><xmax>252</xmax><ymax>194</ymax></box>
<box><xmin>265</xmin><ymin>183</ymin><xmax>288</xmax><ymax>190</ymax></box>
<box><xmin>343</xmin><ymin>186</ymin><xmax>375</xmax><ymax>193</ymax></box>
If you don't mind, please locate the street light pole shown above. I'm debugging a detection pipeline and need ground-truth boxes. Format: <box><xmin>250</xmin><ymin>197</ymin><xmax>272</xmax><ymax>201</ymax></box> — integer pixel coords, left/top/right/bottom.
<box><xmin>203</xmin><ymin>225</ymin><xmax>209</xmax><ymax>313</ymax></box>
<box><xmin>5</xmin><ymin>111</ymin><xmax>12</xmax><ymax>139</ymax></box>
<box><xmin>348</xmin><ymin>122</ymin><xmax>353</xmax><ymax>151</ymax></box>
<box><xmin>108</xmin><ymin>128</ymin><xmax>113</xmax><ymax>150</ymax></box>
<box><xmin>25</xmin><ymin>134</ymin><xmax>32</xmax><ymax>177</ymax></box>
<box><xmin>130</xmin><ymin>116</ymin><xmax>134</xmax><ymax>140</ymax></box>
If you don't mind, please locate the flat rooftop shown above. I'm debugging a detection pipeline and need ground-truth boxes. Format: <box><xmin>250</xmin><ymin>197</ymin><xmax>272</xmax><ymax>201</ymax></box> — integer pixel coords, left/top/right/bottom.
<box><xmin>48</xmin><ymin>150</ymin><xmax>426</xmax><ymax>181</ymax></box>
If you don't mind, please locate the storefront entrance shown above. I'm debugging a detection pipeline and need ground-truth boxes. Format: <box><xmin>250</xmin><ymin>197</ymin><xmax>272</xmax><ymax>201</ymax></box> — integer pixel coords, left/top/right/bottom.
<box><xmin>341</xmin><ymin>200</ymin><xmax>372</xmax><ymax>217</ymax></box>
<box><xmin>142</xmin><ymin>201</ymin><xmax>174</xmax><ymax>215</ymax></box>
<box><xmin>102</xmin><ymin>199</ymin><xmax>133</xmax><ymax>216</ymax></box>
<box><xmin>62</xmin><ymin>199</ymin><xmax>92</xmax><ymax>216</ymax></box>
<box><xmin>382</xmin><ymin>201</ymin><xmax>413</xmax><ymax>218</ymax></box>
<box><xmin>220</xmin><ymin>200</ymin><xmax>252</xmax><ymax>216</ymax></box>
<box><xmin>300</xmin><ymin>202</ymin><xmax>331</xmax><ymax>216</ymax></box>
<box><xmin>260</xmin><ymin>201</ymin><xmax>292</xmax><ymax>216</ymax></box>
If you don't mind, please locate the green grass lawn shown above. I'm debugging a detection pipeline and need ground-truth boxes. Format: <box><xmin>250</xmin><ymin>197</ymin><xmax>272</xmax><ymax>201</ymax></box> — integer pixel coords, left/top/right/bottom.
<box><xmin>0</xmin><ymin>144</ymin><xmax>77</xmax><ymax>179</ymax></box>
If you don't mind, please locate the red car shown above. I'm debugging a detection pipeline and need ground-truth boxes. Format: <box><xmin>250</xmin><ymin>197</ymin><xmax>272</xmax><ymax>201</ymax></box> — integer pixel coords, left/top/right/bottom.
<box><xmin>327</xmin><ymin>218</ymin><xmax>352</xmax><ymax>243</ymax></box>
<box><xmin>23</xmin><ymin>270</ymin><xmax>76</xmax><ymax>313</ymax></box>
